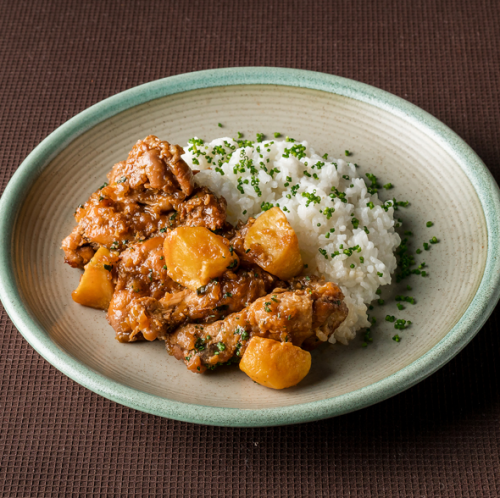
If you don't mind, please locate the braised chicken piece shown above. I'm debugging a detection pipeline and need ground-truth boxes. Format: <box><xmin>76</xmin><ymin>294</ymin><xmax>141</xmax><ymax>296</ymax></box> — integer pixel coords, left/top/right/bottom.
<box><xmin>165</xmin><ymin>277</ymin><xmax>347</xmax><ymax>373</ymax></box>
<box><xmin>62</xmin><ymin>184</ymin><xmax>171</xmax><ymax>269</ymax></box>
<box><xmin>177</xmin><ymin>186</ymin><xmax>228</xmax><ymax>231</ymax></box>
<box><xmin>107</xmin><ymin>136</ymin><xmax>194</xmax><ymax>195</ymax></box>
<box><xmin>107</xmin><ymin>236</ymin><xmax>184</xmax><ymax>342</ymax></box>
<box><xmin>110</xmin><ymin>263</ymin><xmax>283</xmax><ymax>343</ymax></box>
<box><xmin>287</xmin><ymin>276</ymin><xmax>349</xmax><ymax>349</ymax></box>
<box><xmin>62</xmin><ymin>136</ymin><xmax>227</xmax><ymax>269</ymax></box>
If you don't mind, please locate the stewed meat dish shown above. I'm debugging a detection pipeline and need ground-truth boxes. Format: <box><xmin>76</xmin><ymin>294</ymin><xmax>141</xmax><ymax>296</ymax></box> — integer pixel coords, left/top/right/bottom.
<box><xmin>62</xmin><ymin>136</ymin><xmax>348</xmax><ymax>389</ymax></box>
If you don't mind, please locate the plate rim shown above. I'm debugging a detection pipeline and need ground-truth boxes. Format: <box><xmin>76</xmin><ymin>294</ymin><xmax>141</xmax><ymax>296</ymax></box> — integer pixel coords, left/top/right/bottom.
<box><xmin>1</xmin><ymin>67</ymin><xmax>499</xmax><ymax>427</ymax></box>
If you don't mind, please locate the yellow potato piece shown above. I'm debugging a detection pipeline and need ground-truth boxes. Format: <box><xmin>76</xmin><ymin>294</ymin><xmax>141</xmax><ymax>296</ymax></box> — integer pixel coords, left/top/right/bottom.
<box><xmin>239</xmin><ymin>336</ymin><xmax>311</xmax><ymax>389</ymax></box>
<box><xmin>244</xmin><ymin>207</ymin><xmax>303</xmax><ymax>280</ymax></box>
<box><xmin>163</xmin><ymin>227</ymin><xmax>239</xmax><ymax>291</ymax></box>
<box><xmin>72</xmin><ymin>246</ymin><xmax>118</xmax><ymax>310</ymax></box>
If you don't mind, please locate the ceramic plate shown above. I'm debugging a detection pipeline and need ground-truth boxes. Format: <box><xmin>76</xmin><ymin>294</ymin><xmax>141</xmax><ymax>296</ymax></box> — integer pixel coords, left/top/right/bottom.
<box><xmin>1</xmin><ymin>68</ymin><xmax>499</xmax><ymax>427</ymax></box>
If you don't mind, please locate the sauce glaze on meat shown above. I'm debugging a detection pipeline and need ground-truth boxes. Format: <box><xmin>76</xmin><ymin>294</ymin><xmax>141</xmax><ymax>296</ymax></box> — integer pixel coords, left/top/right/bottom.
<box><xmin>62</xmin><ymin>136</ymin><xmax>349</xmax><ymax>375</ymax></box>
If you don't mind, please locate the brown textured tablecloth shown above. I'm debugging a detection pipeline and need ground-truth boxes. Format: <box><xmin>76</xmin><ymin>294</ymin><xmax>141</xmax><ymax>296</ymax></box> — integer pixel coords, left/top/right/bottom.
<box><xmin>1</xmin><ymin>0</ymin><xmax>499</xmax><ymax>496</ymax></box>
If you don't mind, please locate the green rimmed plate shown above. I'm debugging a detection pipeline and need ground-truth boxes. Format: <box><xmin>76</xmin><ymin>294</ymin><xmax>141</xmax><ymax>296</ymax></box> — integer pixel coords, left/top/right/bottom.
<box><xmin>1</xmin><ymin>68</ymin><xmax>499</xmax><ymax>427</ymax></box>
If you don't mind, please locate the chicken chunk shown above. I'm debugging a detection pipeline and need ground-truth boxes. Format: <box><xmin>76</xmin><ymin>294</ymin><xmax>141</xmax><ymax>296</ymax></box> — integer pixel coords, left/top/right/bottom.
<box><xmin>177</xmin><ymin>187</ymin><xmax>227</xmax><ymax>231</ymax></box>
<box><xmin>107</xmin><ymin>236</ymin><xmax>183</xmax><ymax>342</ymax></box>
<box><xmin>286</xmin><ymin>276</ymin><xmax>348</xmax><ymax>349</ymax></box>
<box><xmin>107</xmin><ymin>135</ymin><xmax>194</xmax><ymax>195</ymax></box>
<box><xmin>165</xmin><ymin>278</ymin><xmax>347</xmax><ymax>373</ymax></box>
<box><xmin>113</xmin><ymin>264</ymin><xmax>283</xmax><ymax>343</ymax></box>
<box><xmin>61</xmin><ymin>230</ymin><xmax>96</xmax><ymax>268</ymax></box>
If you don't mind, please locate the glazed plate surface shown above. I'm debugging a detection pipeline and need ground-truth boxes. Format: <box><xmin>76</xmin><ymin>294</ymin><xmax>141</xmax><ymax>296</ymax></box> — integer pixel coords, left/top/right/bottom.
<box><xmin>1</xmin><ymin>68</ymin><xmax>499</xmax><ymax>426</ymax></box>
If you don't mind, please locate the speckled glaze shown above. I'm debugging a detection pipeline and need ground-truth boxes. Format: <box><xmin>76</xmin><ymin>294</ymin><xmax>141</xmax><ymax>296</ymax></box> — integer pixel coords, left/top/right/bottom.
<box><xmin>1</xmin><ymin>68</ymin><xmax>499</xmax><ymax>427</ymax></box>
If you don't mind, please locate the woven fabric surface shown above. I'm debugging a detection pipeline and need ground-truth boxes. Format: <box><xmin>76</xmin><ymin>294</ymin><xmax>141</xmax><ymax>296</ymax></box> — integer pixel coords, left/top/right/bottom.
<box><xmin>1</xmin><ymin>0</ymin><xmax>500</xmax><ymax>496</ymax></box>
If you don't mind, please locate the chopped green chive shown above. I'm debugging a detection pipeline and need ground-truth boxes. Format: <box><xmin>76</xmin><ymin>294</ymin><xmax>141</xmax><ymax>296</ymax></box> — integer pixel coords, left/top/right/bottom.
<box><xmin>323</xmin><ymin>207</ymin><xmax>335</xmax><ymax>220</ymax></box>
<box><xmin>426</xmin><ymin>221</ymin><xmax>434</xmax><ymax>227</ymax></box>
<box><xmin>362</xmin><ymin>328</ymin><xmax>373</xmax><ymax>347</ymax></box>
<box><xmin>301</xmin><ymin>191</ymin><xmax>321</xmax><ymax>206</ymax></box>
<box><xmin>394</xmin><ymin>319</ymin><xmax>410</xmax><ymax>330</ymax></box>
<box><xmin>194</xmin><ymin>337</ymin><xmax>205</xmax><ymax>351</ymax></box>
<box><xmin>227</xmin><ymin>259</ymin><xmax>238</xmax><ymax>269</ymax></box>
<box><xmin>319</xmin><ymin>248</ymin><xmax>328</xmax><ymax>259</ymax></box>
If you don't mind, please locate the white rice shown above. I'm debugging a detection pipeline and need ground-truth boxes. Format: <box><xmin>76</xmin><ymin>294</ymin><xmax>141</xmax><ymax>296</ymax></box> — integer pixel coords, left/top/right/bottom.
<box><xmin>181</xmin><ymin>136</ymin><xmax>400</xmax><ymax>345</ymax></box>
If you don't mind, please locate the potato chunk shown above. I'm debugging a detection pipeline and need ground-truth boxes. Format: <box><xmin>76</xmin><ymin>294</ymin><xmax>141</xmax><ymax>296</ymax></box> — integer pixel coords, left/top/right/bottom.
<box><xmin>72</xmin><ymin>247</ymin><xmax>118</xmax><ymax>310</ymax></box>
<box><xmin>244</xmin><ymin>207</ymin><xmax>303</xmax><ymax>280</ymax></box>
<box><xmin>163</xmin><ymin>227</ymin><xmax>239</xmax><ymax>291</ymax></box>
<box><xmin>239</xmin><ymin>336</ymin><xmax>311</xmax><ymax>389</ymax></box>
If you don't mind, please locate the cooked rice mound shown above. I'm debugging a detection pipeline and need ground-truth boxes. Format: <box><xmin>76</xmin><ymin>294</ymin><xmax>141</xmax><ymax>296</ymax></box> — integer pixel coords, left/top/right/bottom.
<box><xmin>182</xmin><ymin>137</ymin><xmax>400</xmax><ymax>344</ymax></box>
